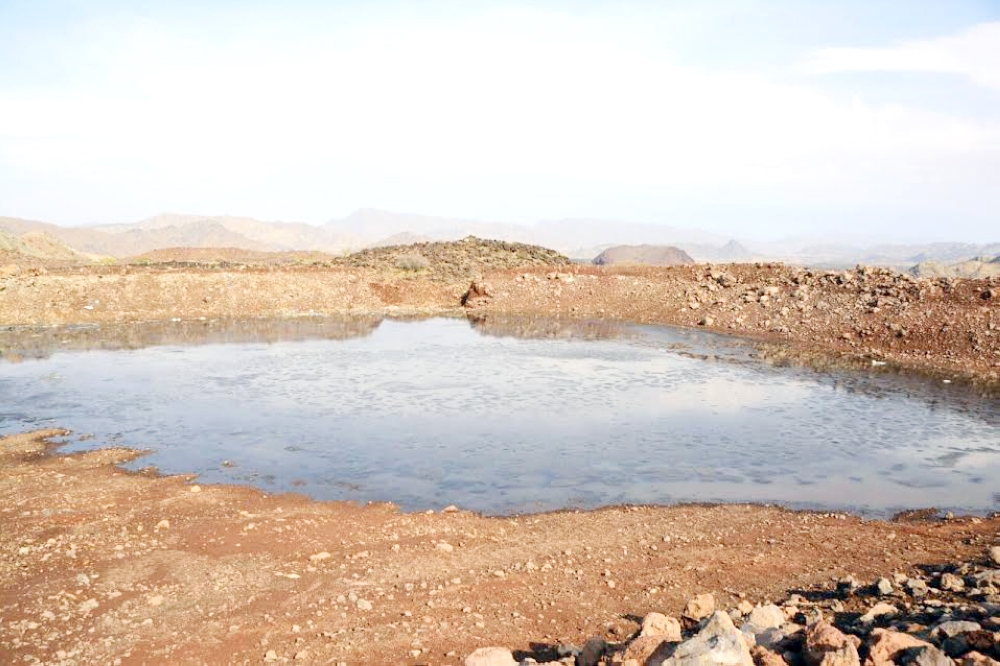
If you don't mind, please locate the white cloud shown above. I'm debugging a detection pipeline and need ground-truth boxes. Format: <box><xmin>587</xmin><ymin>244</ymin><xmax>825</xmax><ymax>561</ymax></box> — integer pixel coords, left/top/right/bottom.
<box><xmin>1</xmin><ymin>7</ymin><xmax>999</xmax><ymax>231</ymax></box>
<box><xmin>802</xmin><ymin>21</ymin><xmax>1000</xmax><ymax>91</ymax></box>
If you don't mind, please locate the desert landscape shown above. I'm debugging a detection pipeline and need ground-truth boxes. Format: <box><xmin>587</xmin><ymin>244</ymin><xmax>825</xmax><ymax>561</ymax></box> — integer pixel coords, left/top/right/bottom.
<box><xmin>3</xmin><ymin>3</ymin><xmax>1000</xmax><ymax>665</ymax></box>
<box><xmin>1</xmin><ymin>223</ymin><xmax>999</xmax><ymax>665</ymax></box>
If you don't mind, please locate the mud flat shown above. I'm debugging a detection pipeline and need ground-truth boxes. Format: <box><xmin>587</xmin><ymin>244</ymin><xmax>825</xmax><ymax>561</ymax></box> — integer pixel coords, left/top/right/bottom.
<box><xmin>1</xmin><ymin>430</ymin><xmax>998</xmax><ymax>665</ymax></box>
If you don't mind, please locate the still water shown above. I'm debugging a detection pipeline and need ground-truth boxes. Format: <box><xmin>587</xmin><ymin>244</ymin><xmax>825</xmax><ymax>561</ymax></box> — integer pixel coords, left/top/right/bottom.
<box><xmin>1</xmin><ymin>316</ymin><xmax>997</xmax><ymax>516</ymax></box>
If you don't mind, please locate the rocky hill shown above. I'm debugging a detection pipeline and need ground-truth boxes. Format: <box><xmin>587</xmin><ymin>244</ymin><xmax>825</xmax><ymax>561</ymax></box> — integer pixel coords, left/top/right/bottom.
<box><xmin>0</xmin><ymin>229</ymin><xmax>92</xmax><ymax>264</ymax></box>
<box><xmin>909</xmin><ymin>257</ymin><xmax>1000</xmax><ymax>279</ymax></box>
<box><xmin>592</xmin><ymin>244</ymin><xmax>695</xmax><ymax>266</ymax></box>
<box><xmin>328</xmin><ymin>236</ymin><xmax>571</xmax><ymax>279</ymax></box>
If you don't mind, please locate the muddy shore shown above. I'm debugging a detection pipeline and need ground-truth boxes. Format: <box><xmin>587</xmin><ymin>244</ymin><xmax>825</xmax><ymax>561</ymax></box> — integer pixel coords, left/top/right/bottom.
<box><xmin>2</xmin><ymin>430</ymin><xmax>999</xmax><ymax>665</ymax></box>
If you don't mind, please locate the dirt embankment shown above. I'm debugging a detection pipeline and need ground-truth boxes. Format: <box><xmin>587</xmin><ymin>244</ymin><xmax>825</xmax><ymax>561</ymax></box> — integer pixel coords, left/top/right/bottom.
<box><xmin>1</xmin><ymin>261</ymin><xmax>997</xmax><ymax>384</ymax></box>
<box><xmin>2</xmin><ymin>430</ymin><xmax>998</xmax><ymax>666</ymax></box>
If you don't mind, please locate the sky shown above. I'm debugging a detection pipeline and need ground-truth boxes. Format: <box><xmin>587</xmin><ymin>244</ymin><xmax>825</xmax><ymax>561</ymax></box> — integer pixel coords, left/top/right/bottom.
<box><xmin>1</xmin><ymin>0</ymin><xmax>998</xmax><ymax>242</ymax></box>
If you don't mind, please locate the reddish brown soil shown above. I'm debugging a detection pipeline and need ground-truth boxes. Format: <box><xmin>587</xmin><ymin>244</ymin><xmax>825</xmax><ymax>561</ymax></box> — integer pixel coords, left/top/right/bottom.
<box><xmin>1</xmin><ymin>262</ymin><xmax>996</xmax><ymax>384</ymax></box>
<box><xmin>2</xmin><ymin>431</ymin><xmax>997</xmax><ymax>666</ymax></box>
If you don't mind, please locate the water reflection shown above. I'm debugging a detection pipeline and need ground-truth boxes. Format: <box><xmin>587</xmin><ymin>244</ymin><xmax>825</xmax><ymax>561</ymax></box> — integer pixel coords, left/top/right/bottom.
<box><xmin>467</xmin><ymin>313</ymin><xmax>632</xmax><ymax>341</ymax></box>
<box><xmin>0</xmin><ymin>317</ymin><xmax>997</xmax><ymax>517</ymax></box>
<box><xmin>0</xmin><ymin>316</ymin><xmax>382</xmax><ymax>362</ymax></box>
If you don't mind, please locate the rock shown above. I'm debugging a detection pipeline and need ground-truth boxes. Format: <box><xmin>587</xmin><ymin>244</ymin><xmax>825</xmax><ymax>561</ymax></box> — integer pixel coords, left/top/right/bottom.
<box><xmin>147</xmin><ymin>595</ymin><xmax>164</xmax><ymax>607</ymax></box>
<box><xmin>465</xmin><ymin>647</ymin><xmax>518</xmax><ymax>666</ymax></box>
<box><xmin>356</xmin><ymin>599</ymin><xmax>372</xmax><ymax>611</ymax></box>
<box><xmin>907</xmin><ymin>579</ymin><xmax>929</xmax><ymax>598</ymax></box>
<box><xmin>939</xmin><ymin>573</ymin><xmax>965</xmax><ymax>592</ymax></box>
<box><xmin>309</xmin><ymin>551</ymin><xmax>331</xmax><ymax>562</ymax></box>
<box><xmin>898</xmin><ymin>646</ymin><xmax>955</xmax><ymax>666</ymax></box>
<box><xmin>974</xmin><ymin>570</ymin><xmax>1000</xmax><ymax>588</ymax></box>
<box><xmin>443</xmin><ymin>505</ymin><xmax>459</xmax><ymax>513</ymax></box>
<box><xmin>744</xmin><ymin>605</ymin><xmax>786</xmax><ymax>634</ymax></box>
<box><xmin>805</xmin><ymin>622</ymin><xmax>860</xmax><ymax>666</ymax></box>
<box><xmin>651</xmin><ymin>610</ymin><xmax>753</xmax><ymax>666</ymax></box>
<box><xmin>837</xmin><ymin>576</ymin><xmax>860</xmax><ymax>593</ymax></box>
<box><xmin>876</xmin><ymin>578</ymin><xmax>894</xmax><ymax>596</ymax></box>
<box><xmin>960</xmin><ymin>652</ymin><xmax>1000</xmax><ymax>666</ymax></box>
<box><xmin>578</xmin><ymin>636</ymin><xmax>608</xmax><ymax>666</ymax></box>
<box><xmin>754</xmin><ymin>629</ymin><xmax>787</xmax><ymax>651</ymax></box>
<box><xmin>684</xmin><ymin>594</ymin><xmax>717</xmax><ymax>621</ymax></box>
<box><xmin>436</xmin><ymin>542</ymin><xmax>455</xmax><ymax>553</ymax></box>
<box><xmin>462</xmin><ymin>280</ymin><xmax>493</xmax><ymax>307</ymax></box>
<box><xmin>154</xmin><ymin>519</ymin><xmax>170</xmax><ymax>531</ymax></box>
<box><xmin>189</xmin><ymin>485</ymin><xmax>202</xmax><ymax>493</ymax></box>
<box><xmin>264</xmin><ymin>649</ymin><xmax>279</xmax><ymax>662</ymax></box>
<box><xmin>859</xmin><ymin>603</ymin><xmax>898</xmax><ymax>624</ymax></box>
<box><xmin>932</xmin><ymin>621</ymin><xmax>981</xmax><ymax>639</ymax></box>
<box><xmin>699</xmin><ymin>317</ymin><xmax>714</xmax><ymax>327</ymax></box>
<box><xmin>294</xmin><ymin>650</ymin><xmax>310</xmax><ymax>660</ymax></box>
<box><xmin>642</xmin><ymin>613</ymin><xmax>683</xmax><ymax>641</ymax></box>
<box><xmin>737</xmin><ymin>601</ymin><xmax>756</xmax><ymax>616</ymax></box>
<box><xmin>990</xmin><ymin>547</ymin><xmax>1000</xmax><ymax>566</ymax></box>
<box><xmin>865</xmin><ymin>629</ymin><xmax>933</xmax><ymax>666</ymax></box>
<box><xmin>751</xmin><ymin>646</ymin><xmax>787</xmax><ymax>666</ymax></box>
<box><xmin>625</xmin><ymin>636</ymin><xmax>675</xmax><ymax>665</ymax></box>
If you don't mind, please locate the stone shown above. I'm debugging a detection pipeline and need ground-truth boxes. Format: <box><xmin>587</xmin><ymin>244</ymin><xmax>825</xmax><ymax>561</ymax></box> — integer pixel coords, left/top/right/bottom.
<box><xmin>464</xmin><ymin>647</ymin><xmax>518</xmax><ymax>666</ymax></box>
<box><xmin>939</xmin><ymin>573</ymin><xmax>965</xmax><ymax>592</ymax></box>
<box><xmin>744</xmin><ymin>605</ymin><xmax>786</xmax><ymax>634</ymax></box>
<box><xmin>578</xmin><ymin>636</ymin><xmax>608</xmax><ymax>666</ymax></box>
<box><xmin>642</xmin><ymin>613</ymin><xmax>683</xmax><ymax>641</ymax></box>
<box><xmin>907</xmin><ymin>579</ymin><xmax>929</xmax><ymax>597</ymax></box>
<box><xmin>859</xmin><ymin>603</ymin><xmax>898</xmax><ymax>624</ymax></box>
<box><xmin>975</xmin><ymin>571</ymin><xmax>1000</xmax><ymax>588</ymax></box>
<box><xmin>876</xmin><ymin>578</ymin><xmax>894</xmax><ymax>596</ymax></box>
<box><xmin>624</xmin><ymin>636</ymin><xmax>674</xmax><ymax>665</ymax></box>
<box><xmin>154</xmin><ymin>519</ymin><xmax>170</xmax><ymax>531</ymax></box>
<box><xmin>651</xmin><ymin>610</ymin><xmax>753</xmax><ymax>666</ymax></box>
<box><xmin>737</xmin><ymin>601</ymin><xmax>756</xmax><ymax>616</ymax></box>
<box><xmin>264</xmin><ymin>650</ymin><xmax>279</xmax><ymax>662</ymax></box>
<box><xmin>898</xmin><ymin>646</ymin><xmax>955</xmax><ymax>666</ymax></box>
<box><xmin>294</xmin><ymin>650</ymin><xmax>309</xmax><ymax>660</ymax></box>
<box><xmin>309</xmin><ymin>551</ymin><xmax>331</xmax><ymax>562</ymax></box>
<box><xmin>864</xmin><ymin>629</ymin><xmax>933</xmax><ymax>666</ymax></box>
<box><xmin>932</xmin><ymin>621</ymin><xmax>981</xmax><ymax>639</ymax></box>
<box><xmin>684</xmin><ymin>594</ymin><xmax>717</xmax><ymax>621</ymax></box>
<box><xmin>436</xmin><ymin>542</ymin><xmax>455</xmax><ymax>553</ymax></box>
<box><xmin>356</xmin><ymin>599</ymin><xmax>372</xmax><ymax>611</ymax></box>
<box><xmin>989</xmin><ymin>547</ymin><xmax>1000</xmax><ymax>566</ymax></box>
<box><xmin>147</xmin><ymin>595</ymin><xmax>164</xmax><ymax>607</ymax></box>
<box><xmin>752</xmin><ymin>646</ymin><xmax>787</xmax><ymax>666</ymax></box>
<box><xmin>754</xmin><ymin>629</ymin><xmax>787</xmax><ymax>651</ymax></box>
<box><xmin>804</xmin><ymin>622</ymin><xmax>860</xmax><ymax>666</ymax></box>
<box><xmin>189</xmin><ymin>485</ymin><xmax>201</xmax><ymax>493</ymax></box>
<box><xmin>960</xmin><ymin>653</ymin><xmax>1000</xmax><ymax>666</ymax></box>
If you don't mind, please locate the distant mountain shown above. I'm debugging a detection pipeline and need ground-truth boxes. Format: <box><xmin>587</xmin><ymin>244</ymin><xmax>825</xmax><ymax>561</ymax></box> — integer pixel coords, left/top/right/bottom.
<box><xmin>592</xmin><ymin>244</ymin><xmax>695</xmax><ymax>266</ymax></box>
<box><xmin>0</xmin><ymin>228</ymin><xmax>92</xmax><ymax>263</ymax></box>
<box><xmin>909</xmin><ymin>257</ymin><xmax>1000</xmax><ymax>279</ymax></box>
<box><xmin>676</xmin><ymin>239</ymin><xmax>754</xmax><ymax>262</ymax></box>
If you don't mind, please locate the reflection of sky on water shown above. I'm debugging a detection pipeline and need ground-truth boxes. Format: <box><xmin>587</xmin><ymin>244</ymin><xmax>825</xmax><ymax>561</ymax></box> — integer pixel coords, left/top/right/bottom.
<box><xmin>1</xmin><ymin>317</ymin><xmax>997</xmax><ymax>517</ymax></box>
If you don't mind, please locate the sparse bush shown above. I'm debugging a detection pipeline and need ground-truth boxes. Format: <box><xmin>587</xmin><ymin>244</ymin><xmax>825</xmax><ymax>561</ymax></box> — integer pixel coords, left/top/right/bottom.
<box><xmin>395</xmin><ymin>253</ymin><xmax>430</xmax><ymax>271</ymax></box>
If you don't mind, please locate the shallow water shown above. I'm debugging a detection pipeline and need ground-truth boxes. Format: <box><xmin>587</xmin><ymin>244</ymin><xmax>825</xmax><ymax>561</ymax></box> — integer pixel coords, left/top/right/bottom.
<box><xmin>1</xmin><ymin>316</ymin><xmax>998</xmax><ymax>517</ymax></box>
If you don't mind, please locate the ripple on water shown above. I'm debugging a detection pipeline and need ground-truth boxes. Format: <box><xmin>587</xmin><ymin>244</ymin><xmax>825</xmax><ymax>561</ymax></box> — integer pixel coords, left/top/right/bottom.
<box><xmin>0</xmin><ymin>317</ymin><xmax>997</xmax><ymax>517</ymax></box>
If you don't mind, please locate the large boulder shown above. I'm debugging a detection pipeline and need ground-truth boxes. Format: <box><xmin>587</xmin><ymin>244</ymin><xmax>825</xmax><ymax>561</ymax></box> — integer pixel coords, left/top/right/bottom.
<box><xmin>464</xmin><ymin>647</ymin><xmax>517</xmax><ymax>666</ymax></box>
<box><xmin>650</xmin><ymin>610</ymin><xmax>753</xmax><ymax>666</ymax></box>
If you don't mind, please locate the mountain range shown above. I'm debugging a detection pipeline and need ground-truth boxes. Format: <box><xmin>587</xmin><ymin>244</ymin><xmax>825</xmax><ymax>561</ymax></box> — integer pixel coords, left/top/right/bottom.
<box><xmin>0</xmin><ymin>210</ymin><xmax>996</xmax><ymax>268</ymax></box>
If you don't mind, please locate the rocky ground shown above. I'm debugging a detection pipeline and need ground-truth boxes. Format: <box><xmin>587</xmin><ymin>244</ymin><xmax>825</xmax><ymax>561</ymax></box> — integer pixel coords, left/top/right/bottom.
<box><xmin>1</xmin><ymin>246</ymin><xmax>999</xmax><ymax>664</ymax></box>
<box><xmin>0</xmin><ymin>260</ymin><xmax>997</xmax><ymax>385</ymax></box>
<box><xmin>468</xmin><ymin>547</ymin><xmax>1000</xmax><ymax>666</ymax></box>
<box><xmin>2</xmin><ymin>430</ymin><xmax>999</xmax><ymax>666</ymax></box>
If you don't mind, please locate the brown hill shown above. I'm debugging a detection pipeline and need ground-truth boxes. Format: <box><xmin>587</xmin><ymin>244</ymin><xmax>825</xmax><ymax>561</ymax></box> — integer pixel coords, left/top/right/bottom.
<box><xmin>0</xmin><ymin>229</ymin><xmax>93</xmax><ymax>264</ymax></box>
<box><xmin>592</xmin><ymin>244</ymin><xmax>695</xmax><ymax>266</ymax></box>
<box><xmin>328</xmin><ymin>236</ymin><xmax>571</xmax><ymax>279</ymax></box>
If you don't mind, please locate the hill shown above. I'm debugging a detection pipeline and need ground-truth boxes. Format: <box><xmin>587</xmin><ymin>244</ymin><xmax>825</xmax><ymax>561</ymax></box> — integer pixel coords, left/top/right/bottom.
<box><xmin>0</xmin><ymin>228</ymin><xmax>93</xmax><ymax>264</ymax></box>
<box><xmin>328</xmin><ymin>236</ymin><xmax>571</xmax><ymax>279</ymax></box>
<box><xmin>592</xmin><ymin>244</ymin><xmax>695</xmax><ymax>266</ymax></box>
<box><xmin>909</xmin><ymin>256</ymin><xmax>1000</xmax><ymax>279</ymax></box>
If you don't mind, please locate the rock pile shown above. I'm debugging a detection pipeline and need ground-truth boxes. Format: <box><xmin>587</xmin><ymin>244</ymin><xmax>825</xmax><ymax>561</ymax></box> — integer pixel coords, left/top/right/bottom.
<box><xmin>467</xmin><ymin>548</ymin><xmax>1000</xmax><ymax>666</ymax></box>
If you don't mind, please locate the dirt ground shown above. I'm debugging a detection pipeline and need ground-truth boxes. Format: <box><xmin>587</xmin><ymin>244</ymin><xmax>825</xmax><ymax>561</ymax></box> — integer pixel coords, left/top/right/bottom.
<box><xmin>2</xmin><ymin>430</ymin><xmax>998</xmax><ymax>666</ymax></box>
<box><xmin>1</xmin><ymin>260</ymin><xmax>998</xmax><ymax>664</ymax></box>
<box><xmin>0</xmin><ymin>262</ymin><xmax>997</xmax><ymax>385</ymax></box>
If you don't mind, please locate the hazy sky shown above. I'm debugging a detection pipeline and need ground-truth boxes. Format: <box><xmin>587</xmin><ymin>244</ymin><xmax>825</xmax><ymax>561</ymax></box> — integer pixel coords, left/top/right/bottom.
<box><xmin>1</xmin><ymin>0</ymin><xmax>998</xmax><ymax>242</ymax></box>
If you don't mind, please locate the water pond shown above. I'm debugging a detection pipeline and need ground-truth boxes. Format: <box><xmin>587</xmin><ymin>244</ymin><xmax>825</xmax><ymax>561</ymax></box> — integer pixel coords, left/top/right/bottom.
<box><xmin>1</xmin><ymin>316</ymin><xmax>997</xmax><ymax>517</ymax></box>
